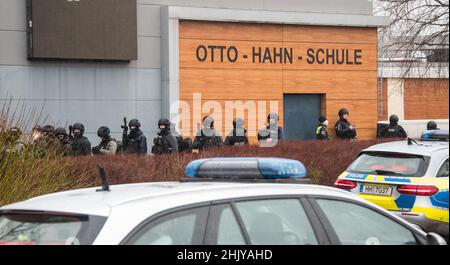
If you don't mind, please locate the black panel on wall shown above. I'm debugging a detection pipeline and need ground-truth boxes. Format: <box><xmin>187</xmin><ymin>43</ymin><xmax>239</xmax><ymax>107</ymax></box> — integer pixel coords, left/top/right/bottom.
<box><xmin>27</xmin><ymin>0</ymin><xmax>137</xmax><ymax>61</ymax></box>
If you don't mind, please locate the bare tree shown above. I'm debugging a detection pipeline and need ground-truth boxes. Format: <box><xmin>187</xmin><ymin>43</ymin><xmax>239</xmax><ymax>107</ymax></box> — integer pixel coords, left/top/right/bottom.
<box><xmin>376</xmin><ymin>0</ymin><xmax>449</xmax><ymax>77</ymax></box>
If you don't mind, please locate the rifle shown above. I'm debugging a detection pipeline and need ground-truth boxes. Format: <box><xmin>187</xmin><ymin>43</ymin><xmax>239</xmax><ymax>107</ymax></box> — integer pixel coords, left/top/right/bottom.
<box><xmin>121</xmin><ymin>117</ymin><xmax>128</xmax><ymax>149</ymax></box>
<box><xmin>68</xmin><ymin>125</ymin><xmax>74</xmax><ymax>140</ymax></box>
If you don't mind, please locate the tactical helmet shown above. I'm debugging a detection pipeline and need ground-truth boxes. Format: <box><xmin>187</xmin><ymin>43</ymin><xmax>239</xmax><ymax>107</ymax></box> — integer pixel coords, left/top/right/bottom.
<box><xmin>203</xmin><ymin>116</ymin><xmax>215</xmax><ymax>129</ymax></box>
<box><xmin>427</xmin><ymin>121</ymin><xmax>438</xmax><ymax>130</ymax></box>
<box><xmin>54</xmin><ymin>127</ymin><xmax>67</xmax><ymax>136</ymax></box>
<box><xmin>318</xmin><ymin>116</ymin><xmax>327</xmax><ymax>124</ymax></box>
<box><xmin>129</xmin><ymin>119</ymin><xmax>141</xmax><ymax>129</ymax></box>
<box><xmin>267</xmin><ymin>113</ymin><xmax>279</xmax><ymax>123</ymax></box>
<box><xmin>158</xmin><ymin>118</ymin><xmax>171</xmax><ymax>127</ymax></box>
<box><xmin>389</xmin><ymin>115</ymin><xmax>399</xmax><ymax>124</ymax></box>
<box><xmin>72</xmin><ymin>123</ymin><xmax>85</xmax><ymax>134</ymax></box>
<box><xmin>97</xmin><ymin>126</ymin><xmax>110</xmax><ymax>138</ymax></box>
<box><xmin>338</xmin><ymin>108</ymin><xmax>349</xmax><ymax>118</ymax></box>
<box><xmin>41</xmin><ymin>125</ymin><xmax>55</xmax><ymax>134</ymax></box>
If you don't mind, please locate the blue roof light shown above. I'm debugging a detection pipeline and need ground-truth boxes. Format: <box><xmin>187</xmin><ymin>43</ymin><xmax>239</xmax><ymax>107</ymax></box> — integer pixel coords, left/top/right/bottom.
<box><xmin>185</xmin><ymin>157</ymin><xmax>307</xmax><ymax>179</ymax></box>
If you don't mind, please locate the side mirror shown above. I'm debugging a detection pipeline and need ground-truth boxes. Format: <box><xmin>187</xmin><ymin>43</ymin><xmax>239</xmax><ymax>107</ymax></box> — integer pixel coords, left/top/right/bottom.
<box><xmin>426</xmin><ymin>232</ymin><xmax>447</xmax><ymax>245</ymax></box>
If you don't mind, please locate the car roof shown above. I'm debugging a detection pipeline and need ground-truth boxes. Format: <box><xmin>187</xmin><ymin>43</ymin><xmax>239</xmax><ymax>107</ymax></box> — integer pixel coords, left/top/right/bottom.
<box><xmin>0</xmin><ymin>182</ymin><xmax>361</xmax><ymax>217</ymax></box>
<box><xmin>363</xmin><ymin>140</ymin><xmax>449</xmax><ymax>157</ymax></box>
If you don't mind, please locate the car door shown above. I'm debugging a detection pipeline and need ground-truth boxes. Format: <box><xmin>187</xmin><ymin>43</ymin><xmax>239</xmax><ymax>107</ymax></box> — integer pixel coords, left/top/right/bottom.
<box><xmin>204</xmin><ymin>196</ymin><xmax>330</xmax><ymax>245</ymax></box>
<box><xmin>122</xmin><ymin>205</ymin><xmax>210</xmax><ymax>245</ymax></box>
<box><xmin>307</xmin><ymin>196</ymin><xmax>428</xmax><ymax>245</ymax></box>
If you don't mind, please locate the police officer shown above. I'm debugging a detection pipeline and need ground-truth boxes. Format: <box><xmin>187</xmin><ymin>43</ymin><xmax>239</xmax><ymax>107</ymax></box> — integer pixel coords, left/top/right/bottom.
<box><xmin>258</xmin><ymin>113</ymin><xmax>284</xmax><ymax>145</ymax></box>
<box><xmin>54</xmin><ymin>127</ymin><xmax>72</xmax><ymax>156</ymax></box>
<box><xmin>122</xmin><ymin>119</ymin><xmax>148</xmax><ymax>155</ymax></box>
<box><xmin>151</xmin><ymin>118</ymin><xmax>178</xmax><ymax>155</ymax></box>
<box><xmin>316</xmin><ymin>116</ymin><xmax>330</xmax><ymax>140</ymax></box>
<box><xmin>427</xmin><ymin>121</ymin><xmax>440</xmax><ymax>131</ymax></box>
<box><xmin>224</xmin><ymin>118</ymin><xmax>249</xmax><ymax>146</ymax></box>
<box><xmin>193</xmin><ymin>116</ymin><xmax>223</xmax><ymax>151</ymax></box>
<box><xmin>92</xmin><ymin>126</ymin><xmax>117</xmax><ymax>156</ymax></box>
<box><xmin>3</xmin><ymin>127</ymin><xmax>26</xmax><ymax>154</ymax></box>
<box><xmin>70</xmin><ymin>123</ymin><xmax>92</xmax><ymax>156</ymax></box>
<box><xmin>33</xmin><ymin>124</ymin><xmax>59</xmax><ymax>157</ymax></box>
<box><xmin>380</xmin><ymin>115</ymin><xmax>408</xmax><ymax>139</ymax></box>
<box><xmin>335</xmin><ymin>108</ymin><xmax>357</xmax><ymax>140</ymax></box>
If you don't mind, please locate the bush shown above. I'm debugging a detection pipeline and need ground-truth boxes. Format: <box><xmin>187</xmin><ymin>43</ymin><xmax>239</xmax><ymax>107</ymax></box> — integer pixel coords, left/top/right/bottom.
<box><xmin>64</xmin><ymin>140</ymin><xmax>380</xmax><ymax>191</ymax></box>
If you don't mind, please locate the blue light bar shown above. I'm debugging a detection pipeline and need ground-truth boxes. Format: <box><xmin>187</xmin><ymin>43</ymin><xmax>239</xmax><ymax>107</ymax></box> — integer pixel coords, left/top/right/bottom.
<box><xmin>185</xmin><ymin>157</ymin><xmax>307</xmax><ymax>179</ymax></box>
<box><xmin>421</xmin><ymin>130</ymin><xmax>449</xmax><ymax>141</ymax></box>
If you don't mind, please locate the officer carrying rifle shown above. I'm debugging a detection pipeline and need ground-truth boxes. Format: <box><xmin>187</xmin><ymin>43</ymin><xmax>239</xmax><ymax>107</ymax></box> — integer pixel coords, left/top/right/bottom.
<box><xmin>122</xmin><ymin>117</ymin><xmax>148</xmax><ymax>155</ymax></box>
<box><xmin>151</xmin><ymin>118</ymin><xmax>178</xmax><ymax>155</ymax></box>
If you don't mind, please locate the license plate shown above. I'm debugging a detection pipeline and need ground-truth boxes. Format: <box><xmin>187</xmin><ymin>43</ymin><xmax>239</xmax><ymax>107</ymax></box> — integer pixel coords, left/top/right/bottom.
<box><xmin>361</xmin><ymin>184</ymin><xmax>393</xmax><ymax>196</ymax></box>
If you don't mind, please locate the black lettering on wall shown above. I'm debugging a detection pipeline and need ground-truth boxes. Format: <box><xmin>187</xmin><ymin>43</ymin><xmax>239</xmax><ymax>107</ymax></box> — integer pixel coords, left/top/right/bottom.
<box><xmin>355</xmin><ymin>49</ymin><xmax>362</xmax><ymax>65</ymax></box>
<box><xmin>228</xmin><ymin>46</ymin><xmax>238</xmax><ymax>63</ymax></box>
<box><xmin>306</xmin><ymin>48</ymin><xmax>315</xmax><ymax>64</ymax></box>
<box><xmin>284</xmin><ymin>48</ymin><xmax>293</xmax><ymax>64</ymax></box>
<box><xmin>253</xmin><ymin>47</ymin><xmax>262</xmax><ymax>63</ymax></box>
<box><xmin>316</xmin><ymin>48</ymin><xmax>325</xmax><ymax>64</ymax></box>
<box><xmin>196</xmin><ymin>45</ymin><xmax>207</xmax><ymax>62</ymax></box>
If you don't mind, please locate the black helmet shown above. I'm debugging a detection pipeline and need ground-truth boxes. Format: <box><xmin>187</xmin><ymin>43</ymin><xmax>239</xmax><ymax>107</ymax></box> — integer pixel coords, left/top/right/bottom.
<box><xmin>54</xmin><ymin>127</ymin><xmax>67</xmax><ymax>136</ymax></box>
<box><xmin>389</xmin><ymin>115</ymin><xmax>399</xmax><ymax>124</ymax></box>
<box><xmin>318</xmin><ymin>116</ymin><xmax>327</xmax><ymax>123</ymax></box>
<box><xmin>233</xmin><ymin>118</ymin><xmax>245</xmax><ymax>129</ymax></box>
<box><xmin>338</xmin><ymin>108</ymin><xmax>349</xmax><ymax>118</ymax></box>
<box><xmin>41</xmin><ymin>125</ymin><xmax>55</xmax><ymax>134</ymax></box>
<box><xmin>158</xmin><ymin>118</ymin><xmax>171</xmax><ymax>127</ymax></box>
<box><xmin>72</xmin><ymin>123</ymin><xmax>85</xmax><ymax>134</ymax></box>
<box><xmin>97</xmin><ymin>126</ymin><xmax>110</xmax><ymax>138</ymax></box>
<box><xmin>203</xmin><ymin>116</ymin><xmax>214</xmax><ymax>129</ymax></box>
<box><xmin>129</xmin><ymin>119</ymin><xmax>141</xmax><ymax>129</ymax></box>
<box><xmin>267</xmin><ymin>113</ymin><xmax>279</xmax><ymax>123</ymax></box>
<box><xmin>427</xmin><ymin>121</ymin><xmax>438</xmax><ymax>130</ymax></box>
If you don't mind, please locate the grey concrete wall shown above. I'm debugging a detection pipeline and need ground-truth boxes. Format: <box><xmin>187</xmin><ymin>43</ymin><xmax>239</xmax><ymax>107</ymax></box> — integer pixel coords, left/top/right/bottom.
<box><xmin>0</xmin><ymin>0</ymin><xmax>163</xmax><ymax>145</ymax></box>
<box><xmin>0</xmin><ymin>0</ymin><xmax>375</xmax><ymax>147</ymax></box>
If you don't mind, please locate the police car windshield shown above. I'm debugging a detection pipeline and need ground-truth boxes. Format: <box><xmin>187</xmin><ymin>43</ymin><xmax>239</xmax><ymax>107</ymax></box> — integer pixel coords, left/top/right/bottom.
<box><xmin>0</xmin><ymin>212</ymin><xmax>106</xmax><ymax>245</ymax></box>
<box><xmin>347</xmin><ymin>152</ymin><xmax>430</xmax><ymax>177</ymax></box>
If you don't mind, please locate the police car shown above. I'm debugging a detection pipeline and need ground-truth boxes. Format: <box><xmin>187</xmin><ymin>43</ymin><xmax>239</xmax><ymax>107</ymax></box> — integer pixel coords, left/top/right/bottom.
<box><xmin>0</xmin><ymin>158</ymin><xmax>446</xmax><ymax>245</ymax></box>
<box><xmin>335</xmin><ymin>131</ymin><xmax>449</xmax><ymax>239</ymax></box>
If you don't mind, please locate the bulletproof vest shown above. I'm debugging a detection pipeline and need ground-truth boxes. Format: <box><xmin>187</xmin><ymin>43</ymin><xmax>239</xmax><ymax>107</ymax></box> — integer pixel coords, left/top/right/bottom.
<box><xmin>383</xmin><ymin>125</ymin><xmax>402</xmax><ymax>138</ymax></box>
<box><xmin>259</xmin><ymin>126</ymin><xmax>282</xmax><ymax>141</ymax></box>
<box><xmin>125</xmin><ymin>130</ymin><xmax>145</xmax><ymax>153</ymax></box>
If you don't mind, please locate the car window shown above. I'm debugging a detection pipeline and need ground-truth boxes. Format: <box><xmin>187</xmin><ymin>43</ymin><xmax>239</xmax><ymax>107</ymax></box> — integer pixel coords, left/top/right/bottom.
<box><xmin>126</xmin><ymin>206</ymin><xmax>208</xmax><ymax>245</ymax></box>
<box><xmin>316</xmin><ymin>199</ymin><xmax>418</xmax><ymax>245</ymax></box>
<box><xmin>215</xmin><ymin>205</ymin><xmax>246</xmax><ymax>245</ymax></box>
<box><xmin>234</xmin><ymin>199</ymin><xmax>318</xmax><ymax>245</ymax></box>
<box><xmin>347</xmin><ymin>152</ymin><xmax>429</xmax><ymax>177</ymax></box>
<box><xmin>437</xmin><ymin>158</ymin><xmax>449</xmax><ymax>178</ymax></box>
<box><xmin>0</xmin><ymin>213</ymin><xmax>105</xmax><ymax>245</ymax></box>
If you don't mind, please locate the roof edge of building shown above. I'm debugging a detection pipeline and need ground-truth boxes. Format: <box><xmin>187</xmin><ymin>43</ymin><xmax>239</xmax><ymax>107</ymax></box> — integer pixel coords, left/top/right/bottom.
<box><xmin>164</xmin><ymin>6</ymin><xmax>390</xmax><ymax>28</ymax></box>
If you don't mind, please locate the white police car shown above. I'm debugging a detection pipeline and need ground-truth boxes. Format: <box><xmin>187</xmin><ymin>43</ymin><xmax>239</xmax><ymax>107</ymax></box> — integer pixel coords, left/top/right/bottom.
<box><xmin>0</xmin><ymin>158</ymin><xmax>446</xmax><ymax>245</ymax></box>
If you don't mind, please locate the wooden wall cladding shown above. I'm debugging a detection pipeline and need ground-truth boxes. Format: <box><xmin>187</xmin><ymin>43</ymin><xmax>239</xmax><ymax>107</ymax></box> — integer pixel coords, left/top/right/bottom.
<box><xmin>404</xmin><ymin>79</ymin><xmax>449</xmax><ymax>120</ymax></box>
<box><xmin>179</xmin><ymin>20</ymin><xmax>379</xmax><ymax>140</ymax></box>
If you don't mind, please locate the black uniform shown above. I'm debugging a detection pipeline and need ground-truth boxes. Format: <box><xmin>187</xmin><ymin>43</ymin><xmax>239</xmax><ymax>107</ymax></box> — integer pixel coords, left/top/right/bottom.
<box><xmin>335</xmin><ymin>109</ymin><xmax>356</xmax><ymax>140</ymax></box>
<box><xmin>151</xmin><ymin>119</ymin><xmax>178</xmax><ymax>155</ymax></box>
<box><xmin>335</xmin><ymin>118</ymin><xmax>357</xmax><ymax>139</ymax></box>
<box><xmin>54</xmin><ymin>127</ymin><xmax>72</xmax><ymax>156</ymax></box>
<box><xmin>71</xmin><ymin>136</ymin><xmax>91</xmax><ymax>156</ymax></box>
<box><xmin>258</xmin><ymin>113</ymin><xmax>284</xmax><ymax>143</ymax></box>
<box><xmin>123</xmin><ymin>130</ymin><xmax>147</xmax><ymax>155</ymax></box>
<box><xmin>193</xmin><ymin>116</ymin><xmax>223</xmax><ymax>151</ymax></box>
<box><xmin>70</xmin><ymin>123</ymin><xmax>91</xmax><ymax>157</ymax></box>
<box><xmin>380</xmin><ymin>115</ymin><xmax>407</xmax><ymax>139</ymax></box>
<box><xmin>224</xmin><ymin>118</ymin><xmax>249</xmax><ymax>146</ymax></box>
